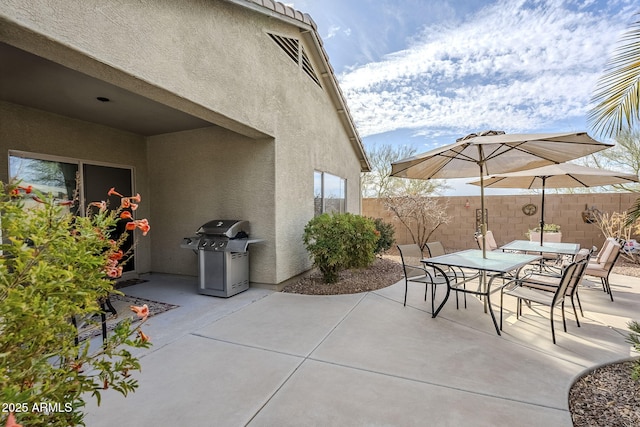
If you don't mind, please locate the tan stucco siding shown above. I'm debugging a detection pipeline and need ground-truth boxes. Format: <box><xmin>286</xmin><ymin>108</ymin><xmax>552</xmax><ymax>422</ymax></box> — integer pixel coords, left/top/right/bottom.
<box><xmin>0</xmin><ymin>1</ymin><xmax>365</xmax><ymax>285</ymax></box>
<box><xmin>0</xmin><ymin>101</ymin><xmax>152</xmax><ymax>272</ymax></box>
<box><xmin>270</xmin><ymin>79</ymin><xmax>363</xmax><ymax>282</ymax></box>
<box><xmin>147</xmin><ymin>127</ymin><xmax>276</xmax><ymax>284</ymax></box>
<box><xmin>246</xmin><ymin>14</ymin><xmax>364</xmax><ymax>283</ymax></box>
<box><xmin>0</xmin><ymin>0</ymin><xmax>279</xmax><ymax>137</ymax></box>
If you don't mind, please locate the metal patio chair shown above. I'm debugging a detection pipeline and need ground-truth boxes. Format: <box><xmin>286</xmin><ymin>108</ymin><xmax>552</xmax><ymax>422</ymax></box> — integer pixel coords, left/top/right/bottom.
<box><xmin>474</xmin><ymin>230</ymin><xmax>498</xmax><ymax>252</ymax></box>
<box><xmin>500</xmin><ymin>259</ymin><xmax>586</xmax><ymax>344</ymax></box>
<box><xmin>424</xmin><ymin>241</ymin><xmax>471</xmax><ymax>309</ymax></box>
<box><xmin>516</xmin><ymin>249</ymin><xmax>591</xmax><ymax>327</ymax></box>
<box><xmin>585</xmin><ymin>238</ymin><xmax>622</xmax><ymax>301</ymax></box>
<box><xmin>397</xmin><ymin>244</ymin><xmax>450</xmax><ymax>315</ymax></box>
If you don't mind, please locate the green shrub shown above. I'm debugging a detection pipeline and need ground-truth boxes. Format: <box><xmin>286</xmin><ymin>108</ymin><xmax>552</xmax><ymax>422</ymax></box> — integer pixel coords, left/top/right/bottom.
<box><xmin>0</xmin><ymin>183</ymin><xmax>151</xmax><ymax>426</ymax></box>
<box><xmin>370</xmin><ymin>217</ymin><xmax>395</xmax><ymax>255</ymax></box>
<box><xmin>303</xmin><ymin>213</ymin><xmax>379</xmax><ymax>283</ymax></box>
<box><xmin>628</xmin><ymin>321</ymin><xmax>640</xmax><ymax>380</ymax></box>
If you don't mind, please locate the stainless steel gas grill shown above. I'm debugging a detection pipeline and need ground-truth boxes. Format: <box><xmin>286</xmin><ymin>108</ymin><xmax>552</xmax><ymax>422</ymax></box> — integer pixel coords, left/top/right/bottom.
<box><xmin>181</xmin><ymin>220</ymin><xmax>262</xmax><ymax>297</ymax></box>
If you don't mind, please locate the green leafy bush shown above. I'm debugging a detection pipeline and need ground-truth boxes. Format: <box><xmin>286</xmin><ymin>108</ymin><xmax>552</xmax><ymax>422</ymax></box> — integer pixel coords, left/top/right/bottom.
<box><xmin>370</xmin><ymin>217</ymin><xmax>395</xmax><ymax>255</ymax></box>
<box><xmin>0</xmin><ymin>183</ymin><xmax>151</xmax><ymax>426</ymax></box>
<box><xmin>303</xmin><ymin>213</ymin><xmax>379</xmax><ymax>283</ymax></box>
<box><xmin>628</xmin><ymin>321</ymin><xmax>640</xmax><ymax>380</ymax></box>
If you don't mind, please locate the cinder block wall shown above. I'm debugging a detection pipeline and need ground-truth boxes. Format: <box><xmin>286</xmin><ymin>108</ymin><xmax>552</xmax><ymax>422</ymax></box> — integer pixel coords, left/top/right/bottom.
<box><xmin>363</xmin><ymin>193</ymin><xmax>638</xmax><ymax>251</ymax></box>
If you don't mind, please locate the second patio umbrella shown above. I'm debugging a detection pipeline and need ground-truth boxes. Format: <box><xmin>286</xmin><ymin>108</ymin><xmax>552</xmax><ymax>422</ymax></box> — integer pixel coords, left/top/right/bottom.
<box><xmin>469</xmin><ymin>163</ymin><xmax>639</xmax><ymax>245</ymax></box>
<box><xmin>390</xmin><ymin>130</ymin><xmax>613</xmax><ymax>258</ymax></box>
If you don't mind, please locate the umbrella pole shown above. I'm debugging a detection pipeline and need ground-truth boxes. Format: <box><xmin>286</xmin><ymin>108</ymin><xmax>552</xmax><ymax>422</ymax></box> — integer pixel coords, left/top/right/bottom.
<box><xmin>479</xmin><ymin>160</ymin><xmax>488</xmax><ymax>313</ymax></box>
<box><xmin>539</xmin><ymin>177</ymin><xmax>546</xmax><ymax>246</ymax></box>
<box><xmin>479</xmin><ymin>161</ymin><xmax>487</xmax><ymax>259</ymax></box>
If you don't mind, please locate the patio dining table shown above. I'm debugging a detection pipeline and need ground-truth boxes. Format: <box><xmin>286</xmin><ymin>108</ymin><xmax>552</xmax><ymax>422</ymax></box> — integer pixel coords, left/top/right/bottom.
<box><xmin>422</xmin><ymin>249</ymin><xmax>541</xmax><ymax>335</ymax></box>
<box><xmin>500</xmin><ymin>240</ymin><xmax>580</xmax><ymax>256</ymax></box>
<box><xmin>500</xmin><ymin>240</ymin><xmax>581</xmax><ymax>273</ymax></box>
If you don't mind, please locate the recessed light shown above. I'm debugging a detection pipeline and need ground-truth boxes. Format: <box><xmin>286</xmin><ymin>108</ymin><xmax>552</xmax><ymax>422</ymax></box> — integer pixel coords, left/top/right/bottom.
<box><xmin>96</xmin><ymin>97</ymin><xmax>110</xmax><ymax>102</ymax></box>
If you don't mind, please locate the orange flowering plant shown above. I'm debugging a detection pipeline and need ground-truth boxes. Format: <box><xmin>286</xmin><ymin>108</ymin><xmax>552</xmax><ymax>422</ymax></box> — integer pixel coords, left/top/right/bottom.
<box><xmin>0</xmin><ymin>182</ymin><xmax>151</xmax><ymax>427</ymax></box>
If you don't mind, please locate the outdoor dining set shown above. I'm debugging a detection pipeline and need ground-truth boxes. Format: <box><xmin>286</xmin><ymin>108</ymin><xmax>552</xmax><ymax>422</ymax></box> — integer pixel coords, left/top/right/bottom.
<box><xmin>398</xmin><ymin>235</ymin><xmax>623</xmax><ymax>344</ymax></box>
<box><xmin>390</xmin><ymin>130</ymin><xmax>637</xmax><ymax>344</ymax></box>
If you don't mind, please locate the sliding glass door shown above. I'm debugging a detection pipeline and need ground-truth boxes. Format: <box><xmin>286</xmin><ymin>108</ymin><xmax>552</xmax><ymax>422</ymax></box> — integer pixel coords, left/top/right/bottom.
<box><xmin>9</xmin><ymin>151</ymin><xmax>136</xmax><ymax>275</ymax></box>
<box><xmin>83</xmin><ymin>164</ymin><xmax>135</xmax><ymax>273</ymax></box>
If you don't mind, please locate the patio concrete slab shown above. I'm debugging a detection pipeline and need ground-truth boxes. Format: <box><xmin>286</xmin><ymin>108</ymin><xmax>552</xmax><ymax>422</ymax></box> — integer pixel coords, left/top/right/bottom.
<box><xmin>578</xmin><ymin>276</ymin><xmax>640</xmax><ymax>334</ymax></box>
<box><xmin>117</xmin><ymin>274</ymin><xmax>273</xmax><ymax>353</ymax></box>
<box><xmin>310</xmin><ymin>290</ymin><xmax>581</xmax><ymax>410</ymax></box>
<box><xmin>82</xmin><ymin>271</ymin><xmax>638</xmax><ymax>426</ymax></box>
<box><xmin>196</xmin><ymin>292</ymin><xmax>366</xmax><ymax>356</ymax></box>
<box><xmin>84</xmin><ymin>333</ymin><xmax>302</xmax><ymax>426</ymax></box>
<box><xmin>249</xmin><ymin>359</ymin><xmax>572</xmax><ymax>427</ymax></box>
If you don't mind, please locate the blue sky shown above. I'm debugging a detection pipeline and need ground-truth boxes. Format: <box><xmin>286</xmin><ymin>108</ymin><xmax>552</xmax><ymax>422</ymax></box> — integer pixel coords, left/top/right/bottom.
<box><xmin>288</xmin><ymin>0</ymin><xmax>636</xmax><ymax>195</ymax></box>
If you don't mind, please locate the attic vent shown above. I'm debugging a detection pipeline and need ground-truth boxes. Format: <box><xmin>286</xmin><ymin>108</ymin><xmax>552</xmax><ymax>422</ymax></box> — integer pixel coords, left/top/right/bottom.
<box><xmin>268</xmin><ymin>33</ymin><xmax>321</xmax><ymax>87</ymax></box>
<box><xmin>301</xmin><ymin>47</ymin><xmax>321</xmax><ymax>86</ymax></box>
<box><xmin>269</xmin><ymin>33</ymin><xmax>299</xmax><ymax>64</ymax></box>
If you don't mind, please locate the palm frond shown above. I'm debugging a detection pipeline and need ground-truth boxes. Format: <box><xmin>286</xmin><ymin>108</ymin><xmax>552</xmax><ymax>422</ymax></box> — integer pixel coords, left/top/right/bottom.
<box><xmin>626</xmin><ymin>196</ymin><xmax>640</xmax><ymax>226</ymax></box>
<box><xmin>589</xmin><ymin>17</ymin><xmax>640</xmax><ymax>137</ymax></box>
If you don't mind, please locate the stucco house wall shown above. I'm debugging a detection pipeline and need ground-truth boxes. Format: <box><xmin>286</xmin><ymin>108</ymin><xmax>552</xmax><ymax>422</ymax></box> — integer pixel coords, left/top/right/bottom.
<box><xmin>147</xmin><ymin>127</ymin><xmax>276</xmax><ymax>284</ymax></box>
<box><xmin>0</xmin><ymin>101</ymin><xmax>152</xmax><ymax>272</ymax></box>
<box><xmin>0</xmin><ymin>0</ymin><xmax>368</xmax><ymax>287</ymax></box>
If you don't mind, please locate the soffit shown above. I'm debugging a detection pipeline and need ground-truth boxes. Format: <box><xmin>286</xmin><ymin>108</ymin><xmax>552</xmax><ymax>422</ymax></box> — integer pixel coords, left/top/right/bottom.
<box><xmin>0</xmin><ymin>42</ymin><xmax>214</xmax><ymax>136</ymax></box>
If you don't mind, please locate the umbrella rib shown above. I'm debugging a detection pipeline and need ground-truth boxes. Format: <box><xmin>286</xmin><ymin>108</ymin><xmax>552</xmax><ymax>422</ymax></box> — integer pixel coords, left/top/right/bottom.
<box><xmin>567</xmin><ymin>174</ymin><xmax>590</xmax><ymax>187</ymax></box>
<box><xmin>528</xmin><ymin>177</ymin><xmax>541</xmax><ymax>190</ymax></box>
<box><xmin>439</xmin><ymin>146</ymin><xmax>479</xmax><ymax>163</ymax></box>
<box><xmin>483</xmin><ymin>142</ymin><xmax>561</xmax><ymax>164</ymax></box>
<box><xmin>399</xmin><ymin>146</ymin><xmax>481</xmax><ymax>178</ymax></box>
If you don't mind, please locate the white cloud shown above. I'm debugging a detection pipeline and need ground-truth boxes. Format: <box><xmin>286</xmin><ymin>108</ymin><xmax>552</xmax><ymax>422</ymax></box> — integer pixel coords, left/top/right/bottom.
<box><xmin>338</xmin><ymin>0</ymin><xmax>631</xmax><ymax>138</ymax></box>
<box><xmin>326</xmin><ymin>24</ymin><xmax>340</xmax><ymax>39</ymax></box>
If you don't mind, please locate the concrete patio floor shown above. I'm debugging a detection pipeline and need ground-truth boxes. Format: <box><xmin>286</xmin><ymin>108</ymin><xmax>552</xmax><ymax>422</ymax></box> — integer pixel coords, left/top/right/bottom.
<box><xmin>84</xmin><ymin>272</ymin><xmax>639</xmax><ymax>426</ymax></box>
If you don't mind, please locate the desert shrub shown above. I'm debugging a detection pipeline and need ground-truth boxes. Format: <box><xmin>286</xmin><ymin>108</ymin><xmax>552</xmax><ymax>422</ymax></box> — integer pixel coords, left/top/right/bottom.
<box><xmin>384</xmin><ymin>195</ymin><xmax>450</xmax><ymax>249</ymax></box>
<box><xmin>303</xmin><ymin>213</ymin><xmax>379</xmax><ymax>283</ymax></box>
<box><xmin>370</xmin><ymin>217</ymin><xmax>395</xmax><ymax>255</ymax></box>
<box><xmin>0</xmin><ymin>183</ymin><xmax>151</xmax><ymax>427</ymax></box>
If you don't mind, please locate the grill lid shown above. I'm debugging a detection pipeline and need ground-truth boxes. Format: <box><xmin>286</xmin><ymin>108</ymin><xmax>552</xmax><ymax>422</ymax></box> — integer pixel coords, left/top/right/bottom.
<box><xmin>197</xmin><ymin>220</ymin><xmax>249</xmax><ymax>238</ymax></box>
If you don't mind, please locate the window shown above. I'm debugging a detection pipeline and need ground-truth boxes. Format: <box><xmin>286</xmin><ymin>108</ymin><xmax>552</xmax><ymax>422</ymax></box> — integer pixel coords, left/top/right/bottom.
<box><xmin>314</xmin><ymin>171</ymin><xmax>346</xmax><ymax>216</ymax></box>
<box><xmin>9</xmin><ymin>154</ymin><xmax>80</xmax><ymax>215</ymax></box>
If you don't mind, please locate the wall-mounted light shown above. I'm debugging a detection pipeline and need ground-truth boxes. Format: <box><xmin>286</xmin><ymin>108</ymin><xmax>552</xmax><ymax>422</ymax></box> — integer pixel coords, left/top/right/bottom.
<box><xmin>465</xmin><ymin>199</ymin><xmax>470</xmax><ymax>208</ymax></box>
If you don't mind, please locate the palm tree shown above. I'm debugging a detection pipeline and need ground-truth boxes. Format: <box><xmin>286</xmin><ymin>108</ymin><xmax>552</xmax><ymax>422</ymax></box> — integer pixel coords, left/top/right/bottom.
<box><xmin>589</xmin><ymin>16</ymin><xmax>640</xmax><ymax>135</ymax></box>
<box><xmin>589</xmin><ymin>15</ymin><xmax>640</xmax><ymax>224</ymax></box>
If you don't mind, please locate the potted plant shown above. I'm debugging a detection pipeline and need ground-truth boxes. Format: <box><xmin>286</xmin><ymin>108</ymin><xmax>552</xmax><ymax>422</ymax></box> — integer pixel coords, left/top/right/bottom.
<box><xmin>526</xmin><ymin>223</ymin><xmax>562</xmax><ymax>243</ymax></box>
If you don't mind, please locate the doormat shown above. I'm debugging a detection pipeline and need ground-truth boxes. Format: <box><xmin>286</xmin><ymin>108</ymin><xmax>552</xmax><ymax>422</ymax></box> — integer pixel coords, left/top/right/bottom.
<box><xmin>115</xmin><ymin>278</ymin><xmax>149</xmax><ymax>289</ymax></box>
<box><xmin>77</xmin><ymin>294</ymin><xmax>179</xmax><ymax>342</ymax></box>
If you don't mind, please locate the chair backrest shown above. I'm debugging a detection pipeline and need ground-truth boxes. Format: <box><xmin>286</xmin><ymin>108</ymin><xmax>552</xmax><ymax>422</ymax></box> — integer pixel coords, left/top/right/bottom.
<box><xmin>475</xmin><ymin>231</ymin><xmax>498</xmax><ymax>251</ymax></box>
<box><xmin>602</xmin><ymin>240</ymin><xmax>622</xmax><ymax>271</ymax></box>
<box><xmin>474</xmin><ymin>232</ymin><xmax>482</xmax><ymax>249</ymax></box>
<box><xmin>552</xmin><ymin>260</ymin><xmax>584</xmax><ymax>306</ymax></box>
<box><xmin>595</xmin><ymin>237</ymin><xmax>616</xmax><ymax>263</ymax></box>
<box><xmin>397</xmin><ymin>244</ymin><xmax>425</xmax><ymax>279</ymax></box>
<box><xmin>574</xmin><ymin>248</ymin><xmax>592</xmax><ymax>262</ymax></box>
<box><xmin>564</xmin><ymin>257</ymin><xmax>589</xmax><ymax>297</ymax></box>
<box><xmin>598</xmin><ymin>239</ymin><xmax>621</xmax><ymax>269</ymax></box>
<box><xmin>424</xmin><ymin>241</ymin><xmax>446</xmax><ymax>258</ymax></box>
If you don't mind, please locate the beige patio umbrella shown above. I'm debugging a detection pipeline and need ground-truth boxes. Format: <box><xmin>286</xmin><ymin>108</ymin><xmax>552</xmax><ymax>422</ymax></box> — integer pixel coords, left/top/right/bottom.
<box><xmin>390</xmin><ymin>130</ymin><xmax>613</xmax><ymax>258</ymax></box>
<box><xmin>469</xmin><ymin>163</ymin><xmax>639</xmax><ymax>245</ymax></box>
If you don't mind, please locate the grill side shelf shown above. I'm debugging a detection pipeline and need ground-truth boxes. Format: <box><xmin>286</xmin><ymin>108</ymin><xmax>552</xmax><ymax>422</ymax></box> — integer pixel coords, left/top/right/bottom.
<box><xmin>226</xmin><ymin>238</ymin><xmax>264</xmax><ymax>252</ymax></box>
